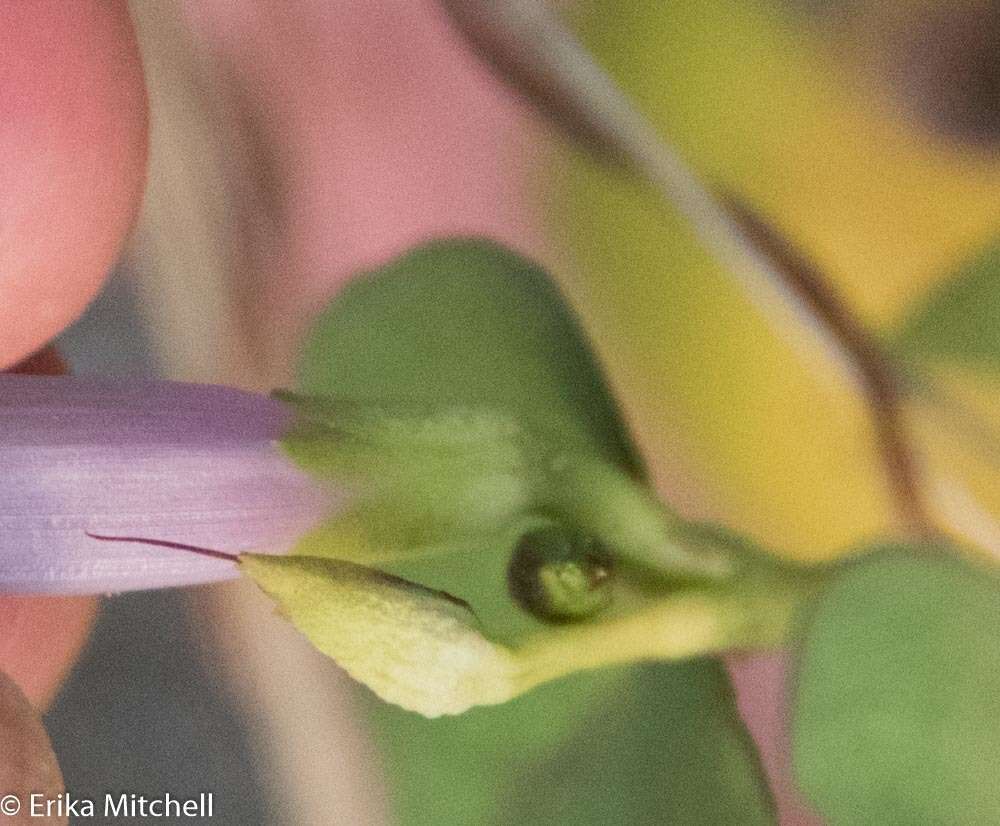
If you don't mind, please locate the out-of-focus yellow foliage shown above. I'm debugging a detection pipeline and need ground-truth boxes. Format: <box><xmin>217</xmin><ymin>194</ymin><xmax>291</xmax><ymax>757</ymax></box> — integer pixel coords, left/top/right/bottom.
<box><xmin>550</xmin><ymin>0</ymin><xmax>1000</xmax><ymax>559</ymax></box>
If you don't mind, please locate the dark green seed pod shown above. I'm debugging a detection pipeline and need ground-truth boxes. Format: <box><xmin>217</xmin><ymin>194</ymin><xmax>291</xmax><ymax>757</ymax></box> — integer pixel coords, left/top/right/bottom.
<box><xmin>507</xmin><ymin>524</ymin><xmax>614</xmax><ymax>624</ymax></box>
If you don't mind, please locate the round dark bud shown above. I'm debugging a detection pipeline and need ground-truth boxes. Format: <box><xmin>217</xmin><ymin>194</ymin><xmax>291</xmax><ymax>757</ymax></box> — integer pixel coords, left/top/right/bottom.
<box><xmin>507</xmin><ymin>525</ymin><xmax>614</xmax><ymax>624</ymax></box>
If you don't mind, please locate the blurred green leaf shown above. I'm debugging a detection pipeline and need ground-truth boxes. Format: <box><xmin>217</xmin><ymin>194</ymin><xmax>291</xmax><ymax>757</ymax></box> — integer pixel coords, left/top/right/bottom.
<box><xmin>298</xmin><ymin>238</ymin><xmax>641</xmax><ymax>474</ymax></box>
<box><xmin>792</xmin><ymin>548</ymin><xmax>1000</xmax><ymax>824</ymax></box>
<box><xmin>371</xmin><ymin>664</ymin><xmax>775</xmax><ymax>826</ymax></box>
<box><xmin>296</xmin><ymin>238</ymin><xmax>776</xmax><ymax>823</ymax></box>
<box><xmin>894</xmin><ymin>241</ymin><xmax>1000</xmax><ymax>372</ymax></box>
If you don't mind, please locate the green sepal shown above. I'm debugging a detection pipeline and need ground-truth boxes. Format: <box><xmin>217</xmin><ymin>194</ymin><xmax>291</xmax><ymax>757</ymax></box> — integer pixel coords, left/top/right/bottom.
<box><xmin>278</xmin><ymin>396</ymin><xmax>539</xmax><ymax>559</ymax></box>
<box><xmin>242</xmin><ymin>546</ymin><xmax>810</xmax><ymax>718</ymax></box>
<box><xmin>278</xmin><ymin>391</ymin><xmax>733</xmax><ymax>579</ymax></box>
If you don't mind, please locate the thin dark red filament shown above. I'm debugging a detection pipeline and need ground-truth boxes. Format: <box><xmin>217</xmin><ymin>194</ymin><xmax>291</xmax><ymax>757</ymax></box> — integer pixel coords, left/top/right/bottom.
<box><xmin>84</xmin><ymin>532</ymin><xmax>241</xmax><ymax>564</ymax></box>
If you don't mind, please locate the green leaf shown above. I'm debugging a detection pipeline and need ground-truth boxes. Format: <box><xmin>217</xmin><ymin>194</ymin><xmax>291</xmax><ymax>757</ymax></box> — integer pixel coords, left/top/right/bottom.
<box><xmin>792</xmin><ymin>548</ymin><xmax>1000</xmax><ymax>824</ymax></box>
<box><xmin>894</xmin><ymin>241</ymin><xmax>1000</xmax><ymax>372</ymax></box>
<box><xmin>369</xmin><ymin>663</ymin><xmax>775</xmax><ymax>826</ymax></box>
<box><xmin>294</xmin><ymin>238</ymin><xmax>776</xmax><ymax>824</ymax></box>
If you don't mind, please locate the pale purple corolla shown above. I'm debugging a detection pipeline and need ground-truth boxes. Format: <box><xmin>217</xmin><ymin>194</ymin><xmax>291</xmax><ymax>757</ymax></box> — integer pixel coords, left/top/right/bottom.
<box><xmin>0</xmin><ymin>375</ymin><xmax>336</xmax><ymax>594</ymax></box>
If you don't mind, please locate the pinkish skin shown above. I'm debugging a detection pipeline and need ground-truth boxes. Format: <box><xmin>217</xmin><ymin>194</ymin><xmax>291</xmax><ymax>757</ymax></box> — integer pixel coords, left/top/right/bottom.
<box><xmin>176</xmin><ymin>4</ymin><xmax>820</xmax><ymax>822</ymax></box>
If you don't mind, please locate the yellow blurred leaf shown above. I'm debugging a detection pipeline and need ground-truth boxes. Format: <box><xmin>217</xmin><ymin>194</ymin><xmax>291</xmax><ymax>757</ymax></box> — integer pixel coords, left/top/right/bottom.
<box><xmin>552</xmin><ymin>0</ymin><xmax>1000</xmax><ymax>558</ymax></box>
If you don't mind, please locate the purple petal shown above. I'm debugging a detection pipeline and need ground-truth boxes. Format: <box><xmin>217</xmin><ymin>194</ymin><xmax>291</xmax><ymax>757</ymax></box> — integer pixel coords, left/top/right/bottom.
<box><xmin>0</xmin><ymin>376</ymin><xmax>337</xmax><ymax>594</ymax></box>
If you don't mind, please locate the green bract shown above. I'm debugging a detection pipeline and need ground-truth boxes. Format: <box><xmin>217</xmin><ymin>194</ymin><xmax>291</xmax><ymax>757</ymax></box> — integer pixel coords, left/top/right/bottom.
<box><xmin>242</xmin><ymin>548</ymin><xmax>792</xmax><ymax>718</ymax></box>
<box><xmin>261</xmin><ymin>240</ymin><xmax>796</xmax><ymax>705</ymax></box>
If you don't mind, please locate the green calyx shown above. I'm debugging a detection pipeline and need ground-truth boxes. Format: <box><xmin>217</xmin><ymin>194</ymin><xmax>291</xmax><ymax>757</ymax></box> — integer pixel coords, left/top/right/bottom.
<box><xmin>277</xmin><ymin>392</ymin><xmax>734</xmax><ymax>583</ymax></box>
<box><xmin>240</xmin><ymin>543</ymin><xmax>818</xmax><ymax>717</ymax></box>
<box><xmin>265</xmin><ymin>391</ymin><xmax>823</xmax><ymax>717</ymax></box>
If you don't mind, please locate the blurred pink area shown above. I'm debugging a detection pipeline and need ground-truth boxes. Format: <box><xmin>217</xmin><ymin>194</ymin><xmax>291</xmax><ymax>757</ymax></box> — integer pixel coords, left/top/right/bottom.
<box><xmin>178</xmin><ymin>2</ymin><xmax>815</xmax><ymax>822</ymax></box>
<box><xmin>727</xmin><ymin>654</ymin><xmax>825</xmax><ymax>825</ymax></box>
<box><xmin>182</xmin><ymin>0</ymin><xmax>546</xmax><ymax>369</ymax></box>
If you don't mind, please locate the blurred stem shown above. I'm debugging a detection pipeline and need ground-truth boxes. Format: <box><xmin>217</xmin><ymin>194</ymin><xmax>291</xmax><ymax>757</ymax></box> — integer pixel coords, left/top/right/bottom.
<box><xmin>722</xmin><ymin>200</ymin><xmax>932</xmax><ymax>539</ymax></box>
<box><xmin>511</xmin><ymin>515</ymin><xmax>830</xmax><ymax>695</ymax></box>
<box><xmin>904</xmin><ymin>371</ymin><xmax>1000</xmax><ymax>558</ymax></box>
<box><xmin>439</xmin><ymin>0</ymin><xmax>938</xmax><ymax>540</ymax></box>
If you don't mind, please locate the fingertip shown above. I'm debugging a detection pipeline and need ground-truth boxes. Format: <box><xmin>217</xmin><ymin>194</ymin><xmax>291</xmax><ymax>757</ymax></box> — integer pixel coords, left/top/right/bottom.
<box><xmin>0</xmin><ymin>597</ymin><xmax>100</xmax><ymax>709</ymax></box>
<box><xmin>0</xmin><ymin>0</ymin><xmax>148</xmax><ymax>367</ymax></box>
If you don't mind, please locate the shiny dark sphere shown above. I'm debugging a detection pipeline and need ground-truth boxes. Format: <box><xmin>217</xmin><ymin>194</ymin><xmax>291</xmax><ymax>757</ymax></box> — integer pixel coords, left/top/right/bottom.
<box><xmin>507</xmin><ymin>524</ymin><xmax>615</xmax><ymax>624</ymax></box>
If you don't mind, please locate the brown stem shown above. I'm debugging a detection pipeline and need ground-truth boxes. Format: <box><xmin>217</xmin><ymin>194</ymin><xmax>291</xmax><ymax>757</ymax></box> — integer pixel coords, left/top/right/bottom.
<box><xmin>721</xmin><ymin>198</ymin><xmax>935</xmax><ymax>538</ymax></box>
